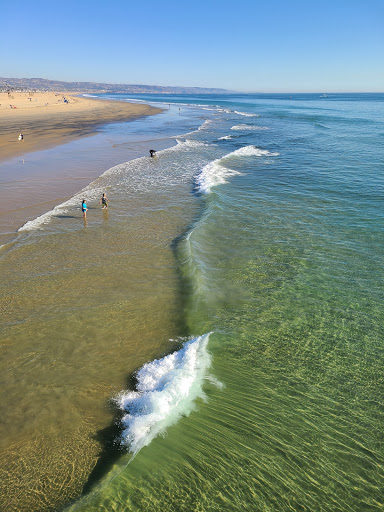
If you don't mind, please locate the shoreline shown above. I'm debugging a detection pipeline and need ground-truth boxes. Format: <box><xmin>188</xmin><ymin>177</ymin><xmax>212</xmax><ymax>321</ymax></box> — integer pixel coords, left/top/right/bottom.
<box><xmin>0</xmin><ymin>92</ymin><xmax>162</xmax><ymax>163</ymax></box>
<box><xmin>0</xmin><ymin>100</ymin><xmax>201</xmax><ymax>511</ymax></box>
<box><xmin>0</xmin><ymin>93</ymin><xmax>175</xmax><ymax>246</ymax></box>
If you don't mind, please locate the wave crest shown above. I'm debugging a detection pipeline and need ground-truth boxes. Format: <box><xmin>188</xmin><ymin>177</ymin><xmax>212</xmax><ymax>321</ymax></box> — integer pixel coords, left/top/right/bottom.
<box><xmin>115</xmin><ymin>333</ymin><xmax>213</xmax><ymax>455</ymax></box>
<box><xmin>195</xmin><ymin>145</ymin><xmax>279</xmax><ymax>193</ymax></box>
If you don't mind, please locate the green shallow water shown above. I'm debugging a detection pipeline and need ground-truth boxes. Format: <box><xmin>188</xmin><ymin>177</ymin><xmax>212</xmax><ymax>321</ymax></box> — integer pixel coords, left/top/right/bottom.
<box><xmin>67</xmin><ymin>175</ymin><xmax>384</xmax><ymax>511</ymax></box>
<box><xmin>73</xmin><ymin>133</ymin><xmax>383</xmax><ymax>511</ymax></box>
<box><xmin>0</xmin><ymin>213</ymin><xmax>192</xmax><ymax>511</ymax></box>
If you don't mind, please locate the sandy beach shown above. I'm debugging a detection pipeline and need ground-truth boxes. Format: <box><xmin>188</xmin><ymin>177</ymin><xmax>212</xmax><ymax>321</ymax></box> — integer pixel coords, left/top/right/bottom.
<box><xmin>0</xmin><ymin>92</ymin><xmax>161</xmax><ymax>163</ymax></box>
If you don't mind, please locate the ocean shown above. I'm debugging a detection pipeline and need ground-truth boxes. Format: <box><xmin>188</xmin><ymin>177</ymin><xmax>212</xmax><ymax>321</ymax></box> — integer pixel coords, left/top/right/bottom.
<box><xmin>1</xmin><ymin>92</ymin><xmax>384</xmax><ymax>511</ymax></box>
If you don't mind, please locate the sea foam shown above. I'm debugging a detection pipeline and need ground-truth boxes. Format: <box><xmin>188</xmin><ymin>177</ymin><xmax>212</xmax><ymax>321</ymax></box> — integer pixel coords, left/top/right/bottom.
<box><xmin>230</xmin><ymin>146</ymin><xmax>279</xmax><ymax>157</ymax></box>
<box><xmin>115</xmin><ymin>333</ymin><xmax>212</xmax><ymax>455</ymax></box>
<box><xmin>18</xmin><ymin>187</ymin><xmax>104</xmax><ymax>232</ymax></box>
<box><xmin>233</xmin><ymin>111</ymin><xmax>259</xmax><ymax>117</ymax></box>
<box><xmin>198</xmin><ymin>119</ymin><xmax>213</xmax><ymax>130</ymax></box>
<box><xmin>195</xmin><ymin>160</ymin><xmax>242</xmax><ymax>194</ymax></box>
<box><xmin>231</xmin><ymin>124</ymin><xmax>269</xmax><ymax>131</ymax></box>
<box><xmin>195</xmin><ymin>145</ymin><xmax>279</xmax><ymax>194</ymax></box>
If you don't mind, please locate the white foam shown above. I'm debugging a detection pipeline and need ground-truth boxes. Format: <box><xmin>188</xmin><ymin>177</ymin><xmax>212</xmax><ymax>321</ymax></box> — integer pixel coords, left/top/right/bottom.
<box><xmin>18</xmin><ymin>186</ymin><xmax>104</xmax><ymax>232</ymax></box>
<box><xmin>115</xmin><ymin>333</ymin><xmax>213</xmax><ymax>454</ymax></box>
<box><xmin>198</xmin><ymin>119</ymin><xmax>213</xmax><ymax>130</ymax></box>
<box><xmin>174</xmin><ymin>117</ymin><xmax>214</xmax><ymax>139</ymax></box>
<box><xmin>229</xmin><ymin>146</ymin><xmax>279</xmax><ymax>157</ymax></box>
<box><xmin>195</xmin><ymin>145</ymin><xmax>279</xmax><ymax>194</ymax></box>
<box><xmin>218</xmin><ymin>135</ymin><xmax>233</xmax><ymax>140</ymax></box>
<box><xmin>216</xmin><ymin>108</ymin><xmax>232</xmax><ymax>114</ymax></box>
<box><xmin>166</xmin><ymin>139</ymin><xmax>209</xmax><ymax>152</ymax></box>
<box><xmin>231</xmin><ymin>124</ymin><xmax>269</xmax><ymax>131</ymax></box>
<box><xmin>195</xmin><ymin>160</ymin><xmax>242</xmax><ymax>194</ymax></box>
<box><xmin>233</xmin><ymin>111</ymin><xmax>259</xmax><ymax>117</ymax></box>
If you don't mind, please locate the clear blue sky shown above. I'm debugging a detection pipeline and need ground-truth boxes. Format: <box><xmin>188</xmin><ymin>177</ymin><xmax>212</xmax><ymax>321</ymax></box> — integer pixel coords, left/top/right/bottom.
<box><xmin>1</xmin><ymin>0</ymin><xmax>383</xmax><ymax>92</ymax></box>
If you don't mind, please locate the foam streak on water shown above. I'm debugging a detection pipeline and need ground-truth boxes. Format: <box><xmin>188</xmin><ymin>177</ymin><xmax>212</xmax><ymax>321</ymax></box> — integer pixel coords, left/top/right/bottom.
<box><xmin>195</xmin><ymin>145</ymin><xmax>279</xmax><ymax>194</ymax></box>
<box><xmin>115</xmin><ymin>333</ymin><xmax>212</xmax><ymax>455</ymax></box>
<box><xmin>231</xmin><ymin>124</ymin><xmax>269</xmax><ymax>130</ymax></box>
<box><xmin>233</xmin><ymin>111</ymin><xmax>259</xmax><ymax>117</ymax></box>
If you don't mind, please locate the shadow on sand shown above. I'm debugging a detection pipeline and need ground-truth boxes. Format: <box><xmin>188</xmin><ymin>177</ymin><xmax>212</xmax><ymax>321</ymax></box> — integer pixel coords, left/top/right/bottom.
<box><xmin>81</xmin><ymin>371</ymin><xmax>139</xmax><ymax>496</ymax></box>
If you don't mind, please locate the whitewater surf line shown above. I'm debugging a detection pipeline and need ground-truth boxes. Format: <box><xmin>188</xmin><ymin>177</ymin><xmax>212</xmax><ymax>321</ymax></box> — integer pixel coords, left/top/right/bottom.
<box><xmin>231</xmin><ymin>124</ymin><xmax>269</xmax><ymax>130</ymax></box>
<box><xmin>17</xmin><ymin>135</ymin><xmax>211</xmax><ymax>233</ymax></box>
<box><xmin>195</xmin><ymin>145</ymin><xmax>280</xmax><ymax>194</ymax></box>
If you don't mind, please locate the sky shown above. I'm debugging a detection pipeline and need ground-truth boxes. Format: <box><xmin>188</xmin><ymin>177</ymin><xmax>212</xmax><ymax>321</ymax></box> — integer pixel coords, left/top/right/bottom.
<box><xmin>1</xmin><ymin>0</ymin><xmax>383</xmax><ymax>92</ymax></box>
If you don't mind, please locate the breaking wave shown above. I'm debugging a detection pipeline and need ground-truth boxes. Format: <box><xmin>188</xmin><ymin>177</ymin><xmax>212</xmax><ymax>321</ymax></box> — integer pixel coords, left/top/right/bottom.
<box><xmin>195</xmin><ymin>145</ymin><xmax>279</xmax><ymax>194</ymax></box>
<box><xmin>115</xmin><ymin>334</ymin><xmax>213</xmax><ymax>455</ymax></box>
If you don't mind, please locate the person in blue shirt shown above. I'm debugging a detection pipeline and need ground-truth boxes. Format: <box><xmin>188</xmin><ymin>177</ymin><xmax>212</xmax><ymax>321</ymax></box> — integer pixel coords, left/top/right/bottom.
<box><xmin>81</xmin><ymin>199</ymin><xmax>87</xmax><ymax>218</ymax></box>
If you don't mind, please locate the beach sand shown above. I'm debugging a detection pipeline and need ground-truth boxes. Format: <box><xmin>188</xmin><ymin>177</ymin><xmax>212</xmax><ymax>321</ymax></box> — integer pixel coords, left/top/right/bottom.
<box><xmin>0</xmin><ymin>92</ymin><xmax>161</xmax><ymax>163</ymax></box>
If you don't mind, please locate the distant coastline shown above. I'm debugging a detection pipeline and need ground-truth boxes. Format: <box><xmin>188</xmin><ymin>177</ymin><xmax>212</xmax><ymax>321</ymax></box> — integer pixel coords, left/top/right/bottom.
<box><xmin>0</xmin><ymin>77</ymin><xmax>232</xmax><ymax>95</ymax></box>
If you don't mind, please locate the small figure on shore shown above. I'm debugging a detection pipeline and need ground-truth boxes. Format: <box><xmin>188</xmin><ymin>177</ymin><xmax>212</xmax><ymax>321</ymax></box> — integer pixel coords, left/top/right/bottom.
<box><xmin>149</xmin><ymin>149</ymin><xmax>156</xmax><ymax>158</ymax></box>
<box><xmin>82</xmin><ymin>198</ymin><xmax>88</xmax><ymax>218</ymax></box>
<box><xmin>18</xmin><ymin>133</ymin><xmax>24</xmax><ymax>141</ymax></box>
<box><xmin>100</xmin><ymin>193</ymin><xmax>108</xmax><ymax>209</ymax></box>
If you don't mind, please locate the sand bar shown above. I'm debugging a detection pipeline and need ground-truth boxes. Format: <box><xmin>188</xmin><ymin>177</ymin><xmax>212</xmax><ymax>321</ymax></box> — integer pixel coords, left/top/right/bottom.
<box><xmin>0</xmin><ymin>92</ymin><xmax>161</xmax><ymax>163</ymax></box>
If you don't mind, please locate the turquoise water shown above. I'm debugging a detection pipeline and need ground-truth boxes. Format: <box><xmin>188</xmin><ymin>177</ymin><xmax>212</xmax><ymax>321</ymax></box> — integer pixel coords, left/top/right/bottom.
<box><xmin>2</xmin><ymin>93</ymin><xmax>384</xmax><ymax>511</ymax></box>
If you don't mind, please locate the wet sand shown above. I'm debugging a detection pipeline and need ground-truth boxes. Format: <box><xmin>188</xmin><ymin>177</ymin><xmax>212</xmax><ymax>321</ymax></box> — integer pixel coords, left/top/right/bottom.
<box><xmin>0</xmin><ymin>92</ymin><xmax>161</xmax><ymax>163</ymax></box>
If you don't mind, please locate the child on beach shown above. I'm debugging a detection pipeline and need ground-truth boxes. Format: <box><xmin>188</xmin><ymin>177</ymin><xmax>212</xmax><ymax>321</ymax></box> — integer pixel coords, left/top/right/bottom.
<box><xmin>100</xmin><ymin>193</ymin><xmax>108</xmax><ymax>209</ymax></box>
<box><xmin>81</xmin><ymin>199</ymin><xmax>87</xmax><ymax>218</ymax></box>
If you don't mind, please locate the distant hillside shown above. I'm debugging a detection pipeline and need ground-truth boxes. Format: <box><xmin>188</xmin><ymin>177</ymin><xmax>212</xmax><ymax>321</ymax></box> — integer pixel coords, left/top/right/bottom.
<box><xmin>0</xmin><ymin>77</ymin><xmax>230</xmax><ymax>95</ymax></box>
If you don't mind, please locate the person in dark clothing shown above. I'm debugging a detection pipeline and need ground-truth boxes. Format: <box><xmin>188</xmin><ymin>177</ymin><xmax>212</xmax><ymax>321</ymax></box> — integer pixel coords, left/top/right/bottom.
<box><xmin>100</xmin><ymin>193</ymin><xmax>108</xmax><ymax>209</ymax></box>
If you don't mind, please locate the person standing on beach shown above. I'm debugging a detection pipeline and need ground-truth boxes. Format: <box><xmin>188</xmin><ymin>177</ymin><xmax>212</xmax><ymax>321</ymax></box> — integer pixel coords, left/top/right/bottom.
<box><xmin>18</xmin><ymin>133</ymin><xmax>24</xmax><ymax>141</ymax></box>
<box><xmin>82</xmin><ymin>199</ymin><xmax>88</xmax><ymax>218</ymax></box>
<box><xmin>100</xmin><ymin>193</ymin><xmax>108</xmax><ymax>209</ymax></box>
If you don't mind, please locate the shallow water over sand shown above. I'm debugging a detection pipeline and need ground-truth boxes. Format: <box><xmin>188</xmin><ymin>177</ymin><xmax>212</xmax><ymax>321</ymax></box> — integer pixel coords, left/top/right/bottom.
<box><xmin>0</xmin><ymin>107</ymin><xmax>206</xmax><ymax>511</ymax></box>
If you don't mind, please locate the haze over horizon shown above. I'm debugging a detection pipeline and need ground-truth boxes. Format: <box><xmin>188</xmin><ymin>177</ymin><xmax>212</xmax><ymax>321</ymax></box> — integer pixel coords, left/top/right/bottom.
<box><xmin>1</xmin><ymin>0</ymin><xmax>383</xmax><ymax>93</ymax></box>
